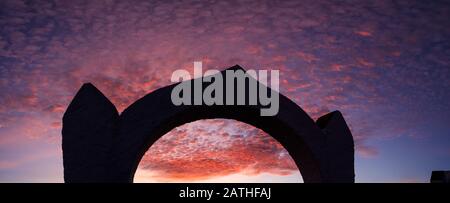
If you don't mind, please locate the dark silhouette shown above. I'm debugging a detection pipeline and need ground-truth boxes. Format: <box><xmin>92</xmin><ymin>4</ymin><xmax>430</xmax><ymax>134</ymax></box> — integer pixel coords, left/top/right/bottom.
<box><xmin>62</xmin><ymin>65</ymin><xmax>355</xmax><ymax>183</ymax></box>
<box><xmin>430</xmin><ymin>171</ymin><xmax>450</xmax><ymax>183</ymax></box>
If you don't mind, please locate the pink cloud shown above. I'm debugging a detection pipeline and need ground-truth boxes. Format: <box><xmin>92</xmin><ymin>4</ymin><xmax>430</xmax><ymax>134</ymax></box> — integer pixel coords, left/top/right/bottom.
<box><xmin>356</xmin><ymin>145</ymin><xmax>379</xmax><ymax>158</ymax></box>
<box><xmin>137</xmin><ymin>119</ymin><xmax>298</xmax><ymax>181</ymax></box>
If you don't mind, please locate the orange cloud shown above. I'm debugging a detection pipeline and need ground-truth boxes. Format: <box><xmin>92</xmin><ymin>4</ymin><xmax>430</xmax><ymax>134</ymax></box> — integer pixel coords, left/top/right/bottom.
<box><xmin>355</xmin><ymin>31</ymin><xmax>372</xmax><ymax>37</ymax></box>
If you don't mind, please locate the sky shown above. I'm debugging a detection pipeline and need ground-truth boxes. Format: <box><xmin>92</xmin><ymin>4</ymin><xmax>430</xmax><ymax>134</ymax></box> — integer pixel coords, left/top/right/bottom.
<box><xmin>0</xmin><ymin>0</ymin><xmax>449</xmax><ymax>183</ymax></box>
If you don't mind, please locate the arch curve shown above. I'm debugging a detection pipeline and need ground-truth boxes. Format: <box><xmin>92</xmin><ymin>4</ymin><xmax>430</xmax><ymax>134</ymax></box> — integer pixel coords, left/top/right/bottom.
<box><xmin>62</xmin><ymin>65</ymin><xmax>354</xmax><ymax>183</ymax></box>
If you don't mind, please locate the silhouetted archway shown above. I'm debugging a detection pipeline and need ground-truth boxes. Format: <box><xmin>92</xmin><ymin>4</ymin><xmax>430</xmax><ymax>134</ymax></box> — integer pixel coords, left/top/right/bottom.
<box><xmin>62</xmin><ymin>65</ymin><xmax>354</xmax><ymax>183</ymax></box>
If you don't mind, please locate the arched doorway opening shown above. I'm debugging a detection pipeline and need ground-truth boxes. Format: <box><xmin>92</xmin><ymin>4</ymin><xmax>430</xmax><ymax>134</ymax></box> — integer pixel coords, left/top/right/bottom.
<box><xmin>134</xmin><ymin>119</ymin><xmax>303</xmax><ymax>183</ymax></box>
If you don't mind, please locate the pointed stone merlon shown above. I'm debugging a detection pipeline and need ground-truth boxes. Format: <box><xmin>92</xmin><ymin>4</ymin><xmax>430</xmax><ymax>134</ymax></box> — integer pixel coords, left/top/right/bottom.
<box><xmin>62</xmin><ymin>83</ymin><xmax>118</xmax><ymax>182</ymax></box>
<box><xmin>316</xmin><ymin>111</ymin><xmax>355</xmax><ymax>182</ymax></box>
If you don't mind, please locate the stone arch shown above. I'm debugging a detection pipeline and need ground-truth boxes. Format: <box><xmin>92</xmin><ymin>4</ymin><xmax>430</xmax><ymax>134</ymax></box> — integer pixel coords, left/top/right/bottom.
<box><xmin>62</xmin><ymin>65</ymin><xmax>354</xmax><ymax>183</ymax></box>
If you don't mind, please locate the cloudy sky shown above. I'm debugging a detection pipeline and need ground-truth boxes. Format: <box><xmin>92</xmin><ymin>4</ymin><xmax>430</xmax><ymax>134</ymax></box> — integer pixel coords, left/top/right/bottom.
<box><xmin>1</xmin><ymin>0</ymin><xmax>449</xmax><ymax>182</ymax></box>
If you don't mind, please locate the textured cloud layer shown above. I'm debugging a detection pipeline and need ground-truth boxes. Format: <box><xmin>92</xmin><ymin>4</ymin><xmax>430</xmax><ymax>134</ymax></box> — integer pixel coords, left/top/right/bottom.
<box><xmin>137</xmin><ymin>119</ymin><xmax>298</xmax><ymax>181</ymax></box>
<box><xmin>1</xmin><ymin>0</ymin><xmax>449</xmax><ymax>182</ymax></box>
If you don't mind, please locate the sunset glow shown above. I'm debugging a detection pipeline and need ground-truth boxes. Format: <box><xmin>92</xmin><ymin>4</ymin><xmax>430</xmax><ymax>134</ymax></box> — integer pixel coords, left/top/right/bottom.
<box><xmin>1</xmin><ymin>0</ymin><xmax>449</xmax><ymax>182</ymax></box>
<box><xmin>135</xmin><ymin>119</ymin><xmax>301</xmax><ymax>182</ymax></box>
